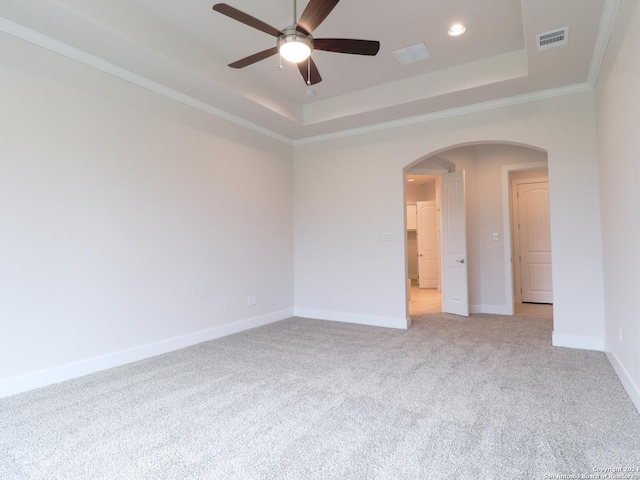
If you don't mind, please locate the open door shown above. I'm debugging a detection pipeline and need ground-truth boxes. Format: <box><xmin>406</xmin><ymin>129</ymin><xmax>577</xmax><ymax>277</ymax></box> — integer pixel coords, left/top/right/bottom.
<box><xmin>441</xmin><ymin>171</ymin><xmax>469</xmax><ymax>316</ymax></box>
<box><xmin>417</xmin><ymin>201</ymin><xmax>439</xmax><ymax>288</ymax></box>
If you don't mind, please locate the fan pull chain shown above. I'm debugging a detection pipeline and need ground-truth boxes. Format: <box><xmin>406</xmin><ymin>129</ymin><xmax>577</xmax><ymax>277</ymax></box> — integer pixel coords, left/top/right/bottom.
<box><xmin>307</xmin><ymin>58</ymin><xmax>311</xmax><ymax>85</ymax></box>
<box><xmin>279</xmin><ymin>52</ymin><xmax>283</xmax><ymax>70</ymax></box>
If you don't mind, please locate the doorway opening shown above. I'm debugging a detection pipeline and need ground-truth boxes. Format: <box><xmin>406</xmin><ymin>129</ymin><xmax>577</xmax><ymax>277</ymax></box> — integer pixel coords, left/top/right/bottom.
<box><xmin>404</xmin><ymin>143</ymin><xmax>554</xmax><ymax>321</ymax></box>
<box><xmin>509</xmin><ymin>168</ymin><xmax>554</xmax><ymax>319</ymax></box>
<box><xmin>406</xmin><ymin>174</ymin><xmax>442</xmax><ymax>315</ymax></box>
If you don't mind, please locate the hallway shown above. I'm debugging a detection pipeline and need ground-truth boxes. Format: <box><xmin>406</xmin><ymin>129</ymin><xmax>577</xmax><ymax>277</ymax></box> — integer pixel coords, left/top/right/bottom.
<box><xmin>409</xmin><ymin>286</ymin><xmax>553</xmax><ymax>318</ymax></box>
<box><xmin>409</xmin><ymin>286</ymin><xmax>441</xmax><ymax>315</ymax></box>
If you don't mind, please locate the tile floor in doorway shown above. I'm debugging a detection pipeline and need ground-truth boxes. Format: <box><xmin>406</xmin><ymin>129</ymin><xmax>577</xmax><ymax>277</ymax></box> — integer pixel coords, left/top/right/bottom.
<box><xmin>409</xmin><ymin>285</ymin><xmax>553</xmax><ymax>318</ymax></box>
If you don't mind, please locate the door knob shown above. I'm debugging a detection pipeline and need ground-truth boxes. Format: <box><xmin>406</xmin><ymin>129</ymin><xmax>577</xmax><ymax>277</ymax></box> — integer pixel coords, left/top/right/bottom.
<box><xmin>456</xmin><ymin>259</ymin><xmax>465</xmax><ymax>264</ymax></box>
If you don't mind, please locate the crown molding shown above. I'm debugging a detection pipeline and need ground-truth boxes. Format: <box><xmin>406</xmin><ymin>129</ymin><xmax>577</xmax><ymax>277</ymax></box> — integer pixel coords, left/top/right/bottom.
<box><xmin>0</xmin><ymin>17</ymin><xmax>293</xmax><ymax>146</ymax></box>
<box><xmin>587</xmin><ymin>0</ymin><xmax>621</xmax><ymax>88</ymax></box>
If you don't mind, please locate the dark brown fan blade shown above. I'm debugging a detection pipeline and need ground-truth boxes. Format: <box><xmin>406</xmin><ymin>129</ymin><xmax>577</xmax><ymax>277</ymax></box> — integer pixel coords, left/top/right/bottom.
<box><xmin>213</xmin><ymin>4</ymin><xmax>283</xmax><ymax>37</ymax></box>
<box><xmin>297</xmin><ymin>57</ymin><xmax>322</xmax><ymax>85</ymax></box>
<box><xmin>229</xmin><ymin>47</ymin><xmax>279</xmax><ymax>68</ymax></box>
<box><xmin>297</xmin><ymin>0</ymin><xmax>340</xmax><ymax>34</ymax></box>
<box><xmin>314</xmin><ymin>38</ymin><xmax>380</xmax><ymax>56</ymax></box>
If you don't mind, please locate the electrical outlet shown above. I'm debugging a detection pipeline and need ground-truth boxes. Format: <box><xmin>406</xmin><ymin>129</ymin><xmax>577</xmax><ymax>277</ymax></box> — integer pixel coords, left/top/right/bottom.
<box><xmin>348</xmin><ymin>293</ymin><xmax>354</xmax><ymax>303</ymax></box>
<box><xmin>247</xmin><ymin>295</ymin><xmax>257</xmax><ymax>306</ymax></box>
<box><xmin>382</xmin><ymin>233</ymin><xmax>397</xmax><ymax>242</ymax></box>
<box><xmin>619</xmin><ymin>327</ymin><xmax>623</xmax><ymax>343</ymax></box>
<box><xmin>492</xmin><ymin>233</ymin><xmax>499</xmax><ymax>241</ymax></box>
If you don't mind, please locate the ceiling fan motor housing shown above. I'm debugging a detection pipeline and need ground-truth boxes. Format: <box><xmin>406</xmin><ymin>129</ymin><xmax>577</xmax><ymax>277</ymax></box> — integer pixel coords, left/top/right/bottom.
<box><xmin>278</xmin><ymin>26</ymin><xmax>314</xmax><ymax>63</ymax></box>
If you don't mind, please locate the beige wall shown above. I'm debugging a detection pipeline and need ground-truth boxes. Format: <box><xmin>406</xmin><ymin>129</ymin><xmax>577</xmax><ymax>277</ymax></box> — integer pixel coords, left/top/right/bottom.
<box><xmin>294</xmin><ymin>92</ymin><xmax>605</xmax><ymax>344</ymax></box>
<box><xmin>0</xmin><ymin>32</ymin><xmax>294</xmax><ymax>396</ymax></box>
<box><xmin>406</xmin><ymin>179</ymin><xmax>436</xmax><ymax>205</ymax></box>
<box><xmin>595</xmin><ymin>0</ymin><xmax>640</xmax><ymax>410</ymax></box>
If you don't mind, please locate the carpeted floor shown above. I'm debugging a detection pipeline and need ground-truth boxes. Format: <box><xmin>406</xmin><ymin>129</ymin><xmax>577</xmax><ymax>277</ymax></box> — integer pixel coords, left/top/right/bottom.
<box><xmin>1</xmin><ymin>313</ymin><xmax>639</xmax><ymax>479</ymax></box>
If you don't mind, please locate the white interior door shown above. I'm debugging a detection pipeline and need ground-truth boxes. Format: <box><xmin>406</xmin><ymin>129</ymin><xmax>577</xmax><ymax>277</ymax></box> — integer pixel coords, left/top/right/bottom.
<box><xmin>517</xmin><ymin>182</ymin><xmax>553</xmax><ymax>303</ymax></box>
<box><xmin>441</xmin><ymin>171</ymin><xmax>469</xmax><ymax>316</ymax></box>
<box><xmin>417</xmin><ymin>201</ymin><xmax>439</xmax><ymax>288</ymax></box>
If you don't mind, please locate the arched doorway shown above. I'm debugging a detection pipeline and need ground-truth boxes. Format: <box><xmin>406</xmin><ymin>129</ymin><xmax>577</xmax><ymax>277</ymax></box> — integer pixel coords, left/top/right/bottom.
<box><xmin>404</xmin><ymin>143</ymin><xmax>553</xmax><ymax>320</ymax></box>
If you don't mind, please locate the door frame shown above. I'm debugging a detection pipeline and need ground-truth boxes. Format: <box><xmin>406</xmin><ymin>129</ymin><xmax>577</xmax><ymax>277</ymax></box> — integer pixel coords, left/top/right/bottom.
<box><xmin>500</xmin><ymin>161</ymin><xmax>549</xmax><ymax>315</ymax></box>
<box><xmin>404</xmin><ymin>169</ymin><xmax>448</xmax><ymax>316</ymax></box>
<box><xmin>405</xmin><ymin>170</ymin><xmax>466</xmax><ymax>316</ymax></box>
<box><xmin>512</xmin><ymin>176</ymin><xmax>551</xmax><ymax>304</ymax></box>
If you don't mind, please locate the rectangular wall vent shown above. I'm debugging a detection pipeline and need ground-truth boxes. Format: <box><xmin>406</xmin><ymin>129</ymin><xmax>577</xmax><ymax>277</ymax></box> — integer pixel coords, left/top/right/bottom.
<box><xmin>536</xmin><ymin>27</ymin><xmax>569</xmax><ymax>51</ymax></box>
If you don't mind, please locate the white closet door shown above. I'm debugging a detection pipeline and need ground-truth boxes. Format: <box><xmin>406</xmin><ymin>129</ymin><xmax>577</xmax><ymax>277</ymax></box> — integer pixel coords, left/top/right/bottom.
<box><xmin>417</xmin><ymin>201</ymin><xmax>439</xmax><ymax>288</ymax></box>
<box><xmin>518</xmin><ymin>182</ymin><xmax>553</xmax><ymax>303</ymax></box>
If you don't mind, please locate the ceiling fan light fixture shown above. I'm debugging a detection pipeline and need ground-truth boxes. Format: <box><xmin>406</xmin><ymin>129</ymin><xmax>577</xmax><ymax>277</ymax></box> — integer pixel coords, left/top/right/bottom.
<box><xmin>278</xmin><ymin>29</ymin><xmax>313</xmax><ymax>63</ymax></box>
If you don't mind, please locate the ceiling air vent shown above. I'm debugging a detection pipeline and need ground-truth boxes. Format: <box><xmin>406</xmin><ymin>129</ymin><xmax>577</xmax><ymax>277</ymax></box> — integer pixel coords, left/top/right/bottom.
<box><xmin>393</xmin><ymin>43</ymin><xmax>431</xmax><ymax>65</ymax></box>
<box><xmin>536</xmin><ymin>27</ymin><xmax>569</xmax><ymax>52</ymax></box>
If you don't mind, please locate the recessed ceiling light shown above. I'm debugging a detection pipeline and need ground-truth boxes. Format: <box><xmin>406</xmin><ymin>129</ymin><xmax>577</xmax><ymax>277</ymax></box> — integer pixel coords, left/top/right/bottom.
<box><xmin>305</xmin><ymin>88</ymin><xmax>316</xmax><ymax>96</ymax></box>
<box><xmin>448</xmin><ymin>24</ymin><xmax>466</xmax><ymax>37</ymax></box>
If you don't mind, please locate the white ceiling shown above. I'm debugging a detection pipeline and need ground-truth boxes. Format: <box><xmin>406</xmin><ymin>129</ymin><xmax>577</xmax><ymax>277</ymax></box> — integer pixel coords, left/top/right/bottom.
<box><xmin>0</xmin><ymin>0</ymin><xmax>616</xmax><ymax>142</ymax></box>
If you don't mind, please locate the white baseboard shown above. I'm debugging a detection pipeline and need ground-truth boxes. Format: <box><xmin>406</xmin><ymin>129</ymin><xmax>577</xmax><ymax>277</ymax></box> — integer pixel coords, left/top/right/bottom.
<box><xmin>469</xmin><ymin>304</ymin><xmax>514</xmax><ymax>315</ymax></box>
<box><xmin>294</xmin><ymin>308</ymin><xmax>410</xmax><ymax>330</ymax></box>
<box><xmin>605</xmin><ymin>344</ymin><xmax>640</xmax><ymax>415</ymax></box>
<box><xmin>0</xmin><ymin>308</ymin><xmax>293</xmax><ymax>399</ymax></box>
<box><xmin>552</xmin><ymin>332</ymin><xmax>605</xmax><ymax>351</ymax></box>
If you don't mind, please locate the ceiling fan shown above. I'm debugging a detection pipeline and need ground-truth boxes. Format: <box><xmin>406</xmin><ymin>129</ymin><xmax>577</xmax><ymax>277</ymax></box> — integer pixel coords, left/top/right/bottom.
<box><xmin>212</xmin><ymin>0</ymin><xmax>380</xmax><ymax>85</ymax></box>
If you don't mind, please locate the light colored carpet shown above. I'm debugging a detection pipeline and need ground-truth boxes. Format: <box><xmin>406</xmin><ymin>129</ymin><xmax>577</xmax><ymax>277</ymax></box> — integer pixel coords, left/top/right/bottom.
<box><xmin>1</xmin><ymin>313</ymin><xmax>639</xmax><ymax>479</ymax></box>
